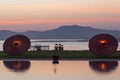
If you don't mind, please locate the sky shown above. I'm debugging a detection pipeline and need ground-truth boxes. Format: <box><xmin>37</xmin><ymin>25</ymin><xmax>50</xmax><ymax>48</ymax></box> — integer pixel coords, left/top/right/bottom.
<box><xmin>0</xmin><ymin>0</ymin><xmax>120</xmax><ymax>31</ymax></box>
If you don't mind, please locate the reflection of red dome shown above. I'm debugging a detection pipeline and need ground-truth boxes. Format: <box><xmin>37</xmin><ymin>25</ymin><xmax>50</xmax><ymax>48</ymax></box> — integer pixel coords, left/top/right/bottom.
<box><xmin>3</xmin><ymin>35</ymin><xmax>31</xmax><ymax>56</ymax></box>
<box><xmin>13</xmin><ymin>62</ymin><xmax>22</xmax><ymax>69</ymax></box>
<box><xmin>89</xmin><ymin>61</ymin><xmax>118</xmax><ymax>72</ymax></box>
<box><xmin>89</xmin><ymin>34</ymin><xmax>118</xmax><ymax>57</ymax></box>
<box><xmin>3</xmin><ymin>61</ymin><xmax>31</xmax><ymax>72</ymax></box>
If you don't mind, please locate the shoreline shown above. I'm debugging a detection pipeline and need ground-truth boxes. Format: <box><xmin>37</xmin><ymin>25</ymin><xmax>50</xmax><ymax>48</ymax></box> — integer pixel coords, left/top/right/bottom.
<box><xmin>0</xmin><ymin>58</ymin><xmax>119</xmax><ymax>61</ymax></box>
<box><xmin>0</xmin><ymin>50</ymin><xmax>119</xmax><ymax>60</ymax></box>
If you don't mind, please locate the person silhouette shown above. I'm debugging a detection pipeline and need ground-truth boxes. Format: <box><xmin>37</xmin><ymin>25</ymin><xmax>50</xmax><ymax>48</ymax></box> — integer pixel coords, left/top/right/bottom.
<box><xmin>61</xmin><ymin>45</ymin><xmax>64</xmax><ymax>51</ymax></box>
<box><xmin>58</xmin><ymin>44</ymin><xmax>64</xmax><ymax>51</ymax></box>
<box><xmin>58</xmin><ymin>44</ymin><xmax>61</xmax><ymax>51</ymax></box>
<box><xmin>54</xmin><ymin>44</ymin><xmax>58</xmax><ymax>51</ymax></box>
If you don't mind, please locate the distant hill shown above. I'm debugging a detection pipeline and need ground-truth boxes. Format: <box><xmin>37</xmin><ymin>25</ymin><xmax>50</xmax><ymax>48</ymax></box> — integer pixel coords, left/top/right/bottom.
<box><xmin>0</xmin><ymin>25</ymin><xmax>120</xmax><ymax>40</ymax></box>
<box><xmin>0</xmin><ymin>30</ymin><xmax>17</xmax><ymax>39</ymax></box>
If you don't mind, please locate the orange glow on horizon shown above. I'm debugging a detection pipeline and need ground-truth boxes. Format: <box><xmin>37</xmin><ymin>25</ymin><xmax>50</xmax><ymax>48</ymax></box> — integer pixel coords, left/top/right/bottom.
<box><xmin>0</xmin><ymin>18</ymin><xmax>119</xmax><ymax>25</ymax></box>
<box><xmin>0</xmin><ymin>0</ymin><xmax>119</xmax><ymax>31</ymax></box>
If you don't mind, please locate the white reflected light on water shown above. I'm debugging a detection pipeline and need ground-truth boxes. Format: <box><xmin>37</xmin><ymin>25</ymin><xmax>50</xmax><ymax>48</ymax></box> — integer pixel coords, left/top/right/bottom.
<box><xmin>0</xmin><ymin>39</ymin><xmax>120</xmax><ymax>51</ymax></box>
<box><xmin>0</xmin><ymin>61</ymin><xmax>120</xmax><ymax>80</ymax></box>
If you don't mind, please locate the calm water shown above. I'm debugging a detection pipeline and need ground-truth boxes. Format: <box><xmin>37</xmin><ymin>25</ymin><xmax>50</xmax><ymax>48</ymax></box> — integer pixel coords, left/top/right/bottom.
<box><xmin>1</xmin><ymin>39</ymin><xmax>120</xmax><ymax>51</ymax></box>
<box><xmin>0</xmin><ymin>60</ymin><xmax>120</xmax><ymax>80</ymax></box>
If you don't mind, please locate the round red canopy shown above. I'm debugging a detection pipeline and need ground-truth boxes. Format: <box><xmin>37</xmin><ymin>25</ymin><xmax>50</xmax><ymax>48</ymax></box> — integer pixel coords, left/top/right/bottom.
<box><xmin>89</xmin><ymin>34</ymin><xmax>118</xmax><ymax>57</ymax></box>
<box><xmin>3</xmin><ymin>35</ymin><xmax>31</xmax><ymax>56</ymax></box>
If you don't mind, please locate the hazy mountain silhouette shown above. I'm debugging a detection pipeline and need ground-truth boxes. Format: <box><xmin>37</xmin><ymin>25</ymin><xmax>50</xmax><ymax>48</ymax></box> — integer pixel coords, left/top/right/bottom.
<box><xmin>0</xmin><ymin>25</ymin><xmax>120</xmax><ymax>40</ymax></box>
<box><xmin>0</xmin><ymin>30</ymin><xmax>17</xmax><ymax>39</ymax></box>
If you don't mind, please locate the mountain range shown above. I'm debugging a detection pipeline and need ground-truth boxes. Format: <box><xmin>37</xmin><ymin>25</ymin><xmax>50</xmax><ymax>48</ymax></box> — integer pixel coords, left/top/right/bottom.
<box><xmin>0</xmin><ymin>25</ymin><xmax>120</xmax><ymax>40</ymax></box>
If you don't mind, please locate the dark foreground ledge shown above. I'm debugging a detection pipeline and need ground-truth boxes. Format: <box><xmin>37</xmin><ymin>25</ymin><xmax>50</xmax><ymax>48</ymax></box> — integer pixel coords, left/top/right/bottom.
<box><xmin>0</xmin><ymin>50</ymin><xmax>120</xmax><ymax>60</ymax></box>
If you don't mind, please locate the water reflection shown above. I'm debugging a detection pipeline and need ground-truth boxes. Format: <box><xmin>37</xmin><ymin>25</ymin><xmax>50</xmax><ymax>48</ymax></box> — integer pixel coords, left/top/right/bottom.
<box><xmin>53</xmin><ymin>64</ymin><xmax>59</xmax><ymax>75</ymax></box>
<box><xmin>0</xmin><ymin>60</ymin><xmax>120</xmax><ymax>80</ymax></box>
<box><xmin>52</xmin><ymin>55</ymin><xmax>59</xmax><ymax>74</ymax></box>
<box><xmin>89</xmin><ymin>61</ymin><xmax>118</xmax><ymax>72</ymax></box>
<box><xmin>52</xmin><ymin>55</ymin><xmax>59</xmax><ymax>64</ymax></box>
<box><xmin>3</xmin><ymin>61</ymin><xmax>31</xmax><ymax>72</ymax></box>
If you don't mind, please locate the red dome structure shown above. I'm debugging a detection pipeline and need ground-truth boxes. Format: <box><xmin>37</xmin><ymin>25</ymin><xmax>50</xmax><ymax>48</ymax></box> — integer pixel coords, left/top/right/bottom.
<box><xmin>89</xmin><ymin>34</ymin><xmax>118</xmax><ymax>57</ymax></box>
<box><xmin>3</xmin><ymin>35</ymin><xmax>31</xmax><ymax>56</ymax></box>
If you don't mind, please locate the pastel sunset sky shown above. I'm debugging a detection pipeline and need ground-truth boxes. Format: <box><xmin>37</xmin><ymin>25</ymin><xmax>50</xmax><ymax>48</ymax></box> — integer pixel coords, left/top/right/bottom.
<box><xmin>0</xmin><ymin>0</ymin><xmax>120</xmax><ymax>31</ymax></box>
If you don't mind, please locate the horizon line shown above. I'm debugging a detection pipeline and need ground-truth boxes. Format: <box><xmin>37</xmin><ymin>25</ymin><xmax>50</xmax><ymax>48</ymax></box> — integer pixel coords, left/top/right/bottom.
<box><xmin>0</xmin><ymin>24</ymin><xmax>119</xmax><ymax>32</ymax></box>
